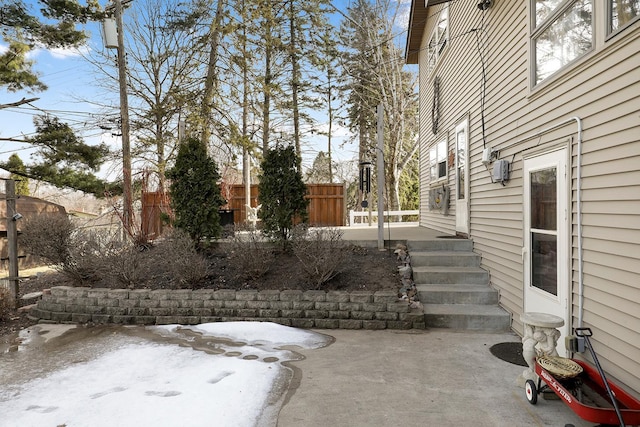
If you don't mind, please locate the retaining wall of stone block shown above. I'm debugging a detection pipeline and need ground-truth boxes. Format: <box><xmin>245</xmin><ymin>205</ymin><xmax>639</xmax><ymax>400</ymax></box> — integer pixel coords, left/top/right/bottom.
<box><xmin>30</xmin><ymin>287</ymin><xmax>426</xmax><ymax>330</ymax></box>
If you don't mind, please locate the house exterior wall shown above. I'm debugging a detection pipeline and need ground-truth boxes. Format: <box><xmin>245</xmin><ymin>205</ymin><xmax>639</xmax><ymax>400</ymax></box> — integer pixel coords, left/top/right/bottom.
<box><xmin>413</xmin><ymin>0</ymin><xmax>640</xmax><ymax>396</ymax></box>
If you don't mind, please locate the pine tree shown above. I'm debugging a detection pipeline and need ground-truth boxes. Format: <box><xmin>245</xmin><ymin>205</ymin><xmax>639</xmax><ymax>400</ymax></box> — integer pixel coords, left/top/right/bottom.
<box><xmin>258</xmin><ymin>145</ymin><xmax>308</xmax><ymax>247</ymax></box>
<box><xmin>167</xmin><ymin>137</ymin><xmax>225</xmax><ymax>242</ymax></box>
<box><xmin>6</xmin><ymin>154</ymin><xmax>29</xmax><ymax>196</ymax></box>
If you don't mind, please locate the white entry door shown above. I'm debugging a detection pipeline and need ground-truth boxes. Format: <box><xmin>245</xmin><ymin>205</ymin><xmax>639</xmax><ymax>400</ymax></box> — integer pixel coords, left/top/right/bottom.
<box><xmin>455</xmin><ymin>120</ymin><xmax>469</xmax><ymax>235</ymax></box>
<box><xmin>523</xmin><ymin>148</ymin><xmax>570</xmax><ymax>356</ymax></box>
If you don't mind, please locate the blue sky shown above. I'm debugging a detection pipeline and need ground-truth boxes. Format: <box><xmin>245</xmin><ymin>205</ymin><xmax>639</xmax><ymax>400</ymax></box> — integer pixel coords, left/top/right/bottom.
<box><xmin>0</xmin><ymin>0</ymin><xmax>412</xmax><ymax>183</ymax></box>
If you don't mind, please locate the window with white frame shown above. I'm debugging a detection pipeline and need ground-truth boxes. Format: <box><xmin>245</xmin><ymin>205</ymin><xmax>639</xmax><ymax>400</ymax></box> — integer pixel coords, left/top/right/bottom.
<box><xmin>608</xmin><ymin>0</ymin><xmax>640</xmax><ymax>35</ymax></box>
<box><xmin>426</xmin><ymin>6</ymin><xmax>448</xmax><ymax>75</ymax></box>
<box><xmin>429</xmin><ymin>138</ymin><xmax>447</xmax><ymax>182</ymax></box>
<box><xmin>531</xmin><ymin>0</ymin><xmax>593</xmax><ymax>85</ymax></box>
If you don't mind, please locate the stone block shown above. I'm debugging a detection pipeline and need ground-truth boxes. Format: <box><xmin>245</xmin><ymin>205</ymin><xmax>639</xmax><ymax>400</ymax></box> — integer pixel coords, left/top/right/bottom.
<box><xmin>280</xmin><ymin>290</ymin><xmax>303</xmax><ymax>301</ymax></box>
<box><xmin>349</xmin><ymin>291</ymin><xmax>374</xmax><ymax>303</ymax></box>
<box><xmin>386</xmin><ymin>320</ymin><xmax>413</xmax><ymax>329</ymax></box>
<box><xmin>192</xmin><ymin>308</ymin><xmax>213</xmax><ymax>317</ymax></box>
<box><xmin>192</xmin><ymin>289</ymin><xmax>215</xmax><ymax>300</ymax></box>
<box><xmin>304</xmin><ymin>310</ymin><xmax>328</xmax><ymax>319</ymax></box>
<box><xmin>373</xmin><ymin>291</ymin><xmax>398</xmax><ymax>303</ymax></box>
<box><xmin>237</xmin><ymin>309</ymin><xmax>258</xmax><ymax>317</ymax></box>
<box><xmin>387</xmin><ymin>302</ymin><xmax>410</xmax><ymax>313</ymax></box>
<box><xmin>315</xmin><ymin>302</ymin><xmax>338</xmax><ymax>311</ymax></box>
<box><xmin>203</xmin><ymin>300</ymin><xmax>224</xmax><ymax>309</ymax></box>
<box><xmin>213</xmin><ymin>308</ymin><xmax>235</xmax><ymax>317</ymax></box>
<box><xmin>362</xmin><ymin>320</ymin><xmax>387</xmax><ymax>330</ymax></box>
<box><xmin>235</xmin><ymin>290</ymin><xmax>258</xmax><ymax>301</ymax></box>
<box><xmin>66</xmin><ymin>288</ymin><xmax>90</xmax><ymax>298</ymax></box>
<box><xmin>155</xmin><ymin>316</ymin><xmax>180</xmax><ymax>325</ymax></box>
<box><xmin>412</xmin><ymin>322</ymin><xmax>426</xmax><ymax>329</ymax></box>
<box><xmin>150</xmin><ymin>290</ymin><xmax>170</xmax><ymax>300</ymax></box>
<box><xmin>112</xmin><ymin>315</ymin><xmax>135</xmax><ymax>324</ymax></box>
<box><xmin>177</xmin><ymin>316</ymin><xmax>200</xmax><ymax>325</ymax></box>
<box><xmin>280</xmin><ymin>309</ymin><xmax>303</xmax><ymax>318</ymax></box>
<box><xmin>106</xmin><ymin>307</ymin><xmax>128</xmax><ymax>316</ymax></box>
<box><xmin>120</xmin><ymin>299</ymin><xmax>139</xmax><ymax>308</ymax></box>
<box><xmin>362</xmin><ymin>302</ymin><xmax>387</xmax><ymax>312</ymax></box>
<box><xmin>74</xmin><ymin>297</ymin><xmax>98</xmax><ymax>306</ymax></box>
<box><xmin>375</xmin><ymin>312</ymin><xmax>398</xmax><ymax>321</ymax></box>
<box><xmin>291</xmin><ymin>318</ymin><xmax>315</xmax><ymax>329</ymax></box>
<box><xmin>200</xmin><ymin>316</ymin><xmax>222</xmax><ymax>323</ymax></box>
<box><xmin>302</xmin><ymin>291</ymin><xmax>326</xmax><ymax>302</ymax></box>
<box><xmin>181</xmin><ymin>300</ymin><xmax>204</xmax><ymax>308</ymax></box>
<box><xmin>71</xmin><ymin>313</ymin><xmax>92</xmax><ymax>323</ymax></box>
<box><xmin>128</xmin><ymin>307</ymin><xmax>149</xmax><ymax>316</ymax></box>
<box><xmin>29</xmin><ymin>308</ymin><xmax>49</xmax><ymax>320</ymax></box>
<box><xmin>87</xmin><ymin>289</ymin><xmax>110</xmax><ymax>298</ymax></box>
<box><xmin>399</xmin><ymin>312</ymin><xmax>425</xmax><ymax>323</ymax></box>
<box><xmin>51</xmin><ymin>286</ymin><xmax>72</xmax><ymax>297</ymax></box>
<box><xmin>92</xmin><ymin>314</ymin><xmax>112</xmax><ymax>324</ymax></box>
<box><xmin>314</xmin><ymin>319</ymin><xmax>340</xmax><ymax>329</ymax></box>
<box><xmin>224</xmin><ymin>300</ymin><xmax>246</xmax><ymax>309</ymax></box>
<box><xmin>326</xmin><ymin>292</ymin><xmax>350</xmax><ymax>303</ymax></box>
<box><xmin>160</xmin><ymin>300</ymin><xmax>180</xmax><ymax>308</ymax></box>
<box><xmin>338</xmin><ymin>319</ymin><xmax>362</xmax><ymax>329</ymax></box>
<box><xmin>107</xmin><ymin>290</ymin><xmax>129</xmax><ymax>299</ymax></box>
<box><xmin>213</xmin><ymin>290</ymin><xmax>236</xmax><ymax>300</ymax></box>
<box><xmin>148</xmin><ymin>307</ymin><xmax>173</xmax><ymax>316</ymax></box>
<box><xmin>97</xmin><ymin>298</ymin><xmax>119</xmax><ymax>307</ymax></box>
<box><xmin>246</xmin><ymin>300</ymin><xmax>271</xmax><ymax>309</ymax></box>
<box><xmin>173</xmin><ymin>308</ymin><xmax>193</xmax><ymax>316</ymax></box>
<box><xmin>139</xmin><ymin>299</ymin><xmax>160</xmax><ymax>308</ymax></box>
<box><xmin>268</xmin><ymin>301</ymin><xmax>292</xmax><ymax>310</ymax></box>
<box><xmin>257</xmin><ymin>290</ymin><xmax>281</xmax><ymax>301</ymax></box>
<box><xmin>133</xmin><ymin>316</ymin><xmax>157</xmax><ymax>325</ymax></box>
<box><xmin>129</xmin><ymin>289</ymin><xmax>151</xmax><ymax>300</ymax></box>
<box><xmin>40</xmin><ymin>302</ymin><xmax>64</xmax><ymax>312</ymax></box>
<box><xmin>350</xmin><ymin>311</ymin><xmax>375</xmax><ymax>320</ymax></box>
<box><xmin>328</xmin><ymin>311</ymin><xmax>350</xmax><ymax>320</ymax></box>
<box><xmin>339</xmin><ymin>302</ymin><xmax>361</xmax><ymax>311</ymax></box>
<box><xmin>292</xmin><ymin>301</ymin><xmax>315</xmax><ymax>310</ymax></box>
<box><xmin>168</xmin><ymin>289</ymin><xmax>192</xmax><ymax>300</ymax></box>
<box><xmin>258</xmin><ymin>309</ymin><xmax>281</xmax><ymax>318</ymax></box>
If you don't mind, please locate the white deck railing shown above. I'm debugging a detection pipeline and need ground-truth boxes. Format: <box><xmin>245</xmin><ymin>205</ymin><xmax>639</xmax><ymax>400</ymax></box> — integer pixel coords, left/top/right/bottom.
<box><xmin>348</xmin><ymin>209</ymin><xmax>419</xmax><ymax>227</ymax></box>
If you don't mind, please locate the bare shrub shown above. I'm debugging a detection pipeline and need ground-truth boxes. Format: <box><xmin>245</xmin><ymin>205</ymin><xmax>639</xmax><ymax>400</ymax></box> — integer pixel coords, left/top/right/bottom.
<box><xmin>0</xmin><ymin>286</ymin><xmax>13</xmax><ymax>320</ymax></box>
<box><xmin>20</xmin><ymin>214</ymin><xmax>99</xmax><ymax>285</ymax></box>
<box><xmin>152</xmin><ymin>229</ymin><xmax>211</xmax><ymax>288</ymax></box>
<box><xmin>226</xmin><ymin>225</ymin><xmax>275</xmax><ymax>280</ymax></box>
<box><xmin>291</xmin><ymin>226</ymin><xmax>346</xmax><ymax>289</ymax></box>
<box><xmin>92</xmin><ymin>232</ymin><xmax>151</xmax><ymax>289</ymax></box>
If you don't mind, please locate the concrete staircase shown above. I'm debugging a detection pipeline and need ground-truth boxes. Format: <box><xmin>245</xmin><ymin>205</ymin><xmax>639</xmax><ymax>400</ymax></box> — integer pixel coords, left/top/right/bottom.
<box><xmin>409</xmin><ymin>239</ymin><xmax>511</xmax><ymax>332</ymax></box>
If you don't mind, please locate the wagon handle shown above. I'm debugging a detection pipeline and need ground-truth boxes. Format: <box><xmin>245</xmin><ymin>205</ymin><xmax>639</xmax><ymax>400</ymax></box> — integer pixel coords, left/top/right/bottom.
<box><xmin>574</xmin><ymin>327</ymin><xmax>592</xmax><ymax>337</ymax></box>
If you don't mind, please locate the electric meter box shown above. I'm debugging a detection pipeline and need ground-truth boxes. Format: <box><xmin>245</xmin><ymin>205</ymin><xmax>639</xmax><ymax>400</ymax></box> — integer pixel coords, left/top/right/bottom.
<box><xmin>492</xmin><ymin>159</ymin><xmax>510</xmax><ymax>183</ymax></box>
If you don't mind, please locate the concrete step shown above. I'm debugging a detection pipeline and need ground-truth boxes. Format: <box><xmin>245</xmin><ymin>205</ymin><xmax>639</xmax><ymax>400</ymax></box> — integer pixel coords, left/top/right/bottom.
<box><xmin>413</xmin><ymin>266</ymin><xmax>489</xmax><ymax>285</ymax></box>
<box><xmin>423</xmin><ymin>304</ymin><xmax>511</xmax><ymax>332</ymax></box>
<box><xmin>417</xmin><ymin>284</ymin><xmax>499</xmax><ymax>305</ymax></box>
<box><xmin>410</xmin><ymin>251</ymin><xmax>481</xmax><ymax>267</ymax></box>
<box><xmin>407</xmin><ymin>239</ymin><xmax>473</xmax><ymax>252</ymax></box>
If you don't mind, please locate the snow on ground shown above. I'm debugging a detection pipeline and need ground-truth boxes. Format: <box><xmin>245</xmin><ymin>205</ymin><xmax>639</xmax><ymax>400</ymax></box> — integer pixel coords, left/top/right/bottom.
<box><xmin>0</xmin><ymin>322</ymin><xmax>330</xmax><ymax>427</ymax></box>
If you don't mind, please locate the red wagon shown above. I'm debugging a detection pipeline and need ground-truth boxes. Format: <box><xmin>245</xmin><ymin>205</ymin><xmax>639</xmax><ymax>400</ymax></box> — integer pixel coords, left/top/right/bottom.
<box><xmin>524</xmin><ymin>328</ymin><xmax>640</xmax><ymax>426</ymax></box>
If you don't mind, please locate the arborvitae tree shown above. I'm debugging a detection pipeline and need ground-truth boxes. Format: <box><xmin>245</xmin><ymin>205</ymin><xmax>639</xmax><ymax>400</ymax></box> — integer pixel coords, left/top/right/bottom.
<box><xmin>6</xmin><ymin>153</ymin><xmax>29</xmax><ymax>195</ymax></box>
<box><xmin>167</xmin><ymin>137</ymin><xmax>225</xmax><ymax>242</ymax></box>
<box><xmin>258</xmin><ymin>145</ymin><xmax>308</xmax><ymax>247</ymax></box>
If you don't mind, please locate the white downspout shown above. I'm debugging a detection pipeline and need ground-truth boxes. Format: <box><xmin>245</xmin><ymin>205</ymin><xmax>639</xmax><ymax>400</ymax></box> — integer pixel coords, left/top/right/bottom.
<box><xmin>572</xmin><ymin>116</ymin><xmax>584</xmax><ymax>327</ymax></box>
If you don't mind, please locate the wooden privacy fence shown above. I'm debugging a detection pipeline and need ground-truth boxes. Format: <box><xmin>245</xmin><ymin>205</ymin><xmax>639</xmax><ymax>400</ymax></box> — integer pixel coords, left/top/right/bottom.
<box><xmin>141</xmin><ymin>183</ymin><xmax>346</xmax><ymax>236</ymax></box>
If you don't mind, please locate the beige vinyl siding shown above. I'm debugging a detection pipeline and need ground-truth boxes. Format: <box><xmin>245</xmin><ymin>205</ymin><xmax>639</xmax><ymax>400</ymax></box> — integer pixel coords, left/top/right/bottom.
<box><xmin>416</xmin><ymin>0</ymin><xmax>640</xmax><ymax>395</ymax></box>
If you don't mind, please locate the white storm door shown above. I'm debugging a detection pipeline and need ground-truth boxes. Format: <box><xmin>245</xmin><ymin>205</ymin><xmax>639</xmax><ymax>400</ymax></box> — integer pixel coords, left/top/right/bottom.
<box><xmin>455</xmin><ymin>120</ymin><xmax>469</xmax><ymax>235</ymax></box>
<box><xmin>523</xmin><ymin>148</ymin><xmax>570</xmax><ymax>356</ymax></box>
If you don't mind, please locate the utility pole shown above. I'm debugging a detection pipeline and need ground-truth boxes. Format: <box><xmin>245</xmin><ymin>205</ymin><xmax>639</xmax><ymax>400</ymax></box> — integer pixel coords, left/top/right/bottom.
<box><xmin>112</xmin><ymin>0</ymin><xmax>133</xmax><ymax>236</ymax></box>
<box><xmin>5</xmin><ymin>179</ymin><xmax>19</xmax><ymax>308</ymax></box>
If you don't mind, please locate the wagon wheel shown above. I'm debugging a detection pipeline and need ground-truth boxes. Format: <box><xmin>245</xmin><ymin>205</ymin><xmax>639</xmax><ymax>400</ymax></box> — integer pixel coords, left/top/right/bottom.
<box><xmin>525</xmin><ymin>379</ymin><xmax>538</xmax><ymax>405</ymax></box>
